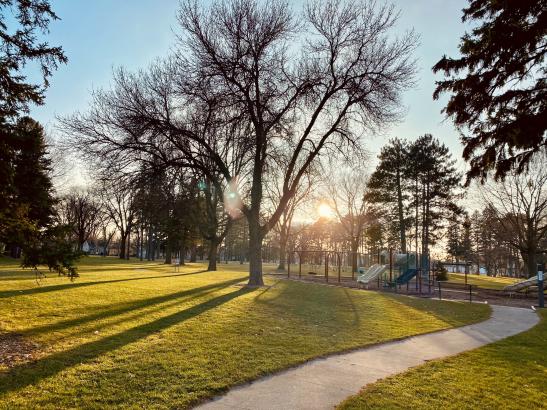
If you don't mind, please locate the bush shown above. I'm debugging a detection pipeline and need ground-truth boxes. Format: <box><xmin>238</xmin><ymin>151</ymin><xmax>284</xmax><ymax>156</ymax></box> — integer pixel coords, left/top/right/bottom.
<box><xmin>436</xmin><ymin>262</ymin><xmax>448</xmax><ymax>281</ymax></box>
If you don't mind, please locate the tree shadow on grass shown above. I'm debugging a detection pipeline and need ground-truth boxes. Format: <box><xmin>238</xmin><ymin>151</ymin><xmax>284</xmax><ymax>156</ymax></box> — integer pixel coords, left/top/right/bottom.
<box><xmin>376</xmin><ymin>291</ymin><xmax>490</xmax><ymax>329</ymax></box>
<box><xmin>0</xmin><ymin>287</ymin><xmax>251</xmax><ymax>395</ymax></box>
<box><xmin>0</xmin><ymin>269</ymin><xmax>211</xmax><ymax>299</ymax></box>
<box><xmin>22</xmin><ymin>276</ymin><xmax>247</xmax><ymax>337</ymax></box>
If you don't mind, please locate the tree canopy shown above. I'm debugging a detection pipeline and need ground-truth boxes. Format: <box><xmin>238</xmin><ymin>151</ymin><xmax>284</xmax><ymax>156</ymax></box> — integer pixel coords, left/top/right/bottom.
<box><xmin>433</xmin><ymin>0</ymin><xmax>547</xmax><ymax>182</ymax></box>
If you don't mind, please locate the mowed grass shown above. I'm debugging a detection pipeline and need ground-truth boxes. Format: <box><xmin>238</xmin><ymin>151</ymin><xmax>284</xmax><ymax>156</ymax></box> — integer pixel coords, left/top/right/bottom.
<box><xmin>0</xmin><ymin>256</ymin><xmax>489</xmax><ymax>409</ymax></box>
<box><xmin>447</xmin><ymin>273</ymin><xmax>521</xmax><ymax>290</ymax></box>
<box><xmin>338</xmin><ymin>309</ymin><xmax>546</xmax><ymax>410</ymax></box>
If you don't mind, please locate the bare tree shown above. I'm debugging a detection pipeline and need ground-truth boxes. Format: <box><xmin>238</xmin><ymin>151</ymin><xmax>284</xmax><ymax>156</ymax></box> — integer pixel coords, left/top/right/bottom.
<box><xmin>57</xmin><ymin>188</ymin><xmax>102</xmax><ymax>251</ymax></box>
<box><xmin>98</xmin><ymin>180</ymin><xmax>136</xmax><ymax>259</ymax></box>
<box><xmin>61</xmin><ymin>0</ymin><xmax>416</xmax><ymax>285</ymax></box>
<box><xmin>326</xmin><ymin>166</ymin><xmax>376</xmax><ymax>272</ymax></box>
<box><xmin>197</xmin><ymin>172</ymin><xmax>234</xmax><ymax>271</ymax></box>
<box><xmin>479</xmin><ymin>157</ymin><xmax>547</xmax><ymax>277</ymax></box>
<box><xmin>97</xmin><ymin>212</ymin><xmax>116</xmax><ymax>257</ymax></box>
<box><xmin>267</xmin><ymin>167</ymin><xmax>316</xmax><ymax>271</ymax></box>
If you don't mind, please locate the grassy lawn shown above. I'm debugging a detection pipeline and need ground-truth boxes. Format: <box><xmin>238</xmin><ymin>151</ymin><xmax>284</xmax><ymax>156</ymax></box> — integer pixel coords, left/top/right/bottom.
<box><xmin>447</xmin><ymin>273</ymin><xmax>521</xmax><ymax>290</ymax></box>
<box><xmin>338</xmin><ymin>310</ymin><xmax>546</xmax><ymax>410</ymax></box>
<box><xmin>0</xmin><ymin>256</ymin><xmax>489</xmax><ymax>409</ymax></box>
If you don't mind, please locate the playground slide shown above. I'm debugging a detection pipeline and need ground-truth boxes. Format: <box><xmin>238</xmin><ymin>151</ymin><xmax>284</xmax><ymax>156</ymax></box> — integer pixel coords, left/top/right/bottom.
<box><xmin>357</xmin><ymin>265</ymin><xmax>387</xmax><ymax>285</ymax></box>
<box><xmin>357</xmin><ymin>264</ymin><xmax>379</xmax><ymax>283</ymax></box>
<box><xmin>503</xmin><ymin>276</ymin><xmax>538</xmax><ymax>293</ymax></box>
<box><xmin>396</xmin><ymin>268</ymin><xmax>417</xmax><ymax>285</ymax></box>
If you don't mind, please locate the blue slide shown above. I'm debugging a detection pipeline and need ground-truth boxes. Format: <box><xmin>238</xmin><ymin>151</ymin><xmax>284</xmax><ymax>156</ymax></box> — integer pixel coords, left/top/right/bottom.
<box><xmin>396</xmin><ymin>268</ymin><xmax>417</xmax><ymax>285</ymax></box>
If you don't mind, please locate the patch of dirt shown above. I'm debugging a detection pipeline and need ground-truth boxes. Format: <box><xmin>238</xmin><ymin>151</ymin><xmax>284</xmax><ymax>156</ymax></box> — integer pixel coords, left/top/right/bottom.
<box><xmin>0</xmin><ymin>333</ymin><xmax>38</xmax><ymax>368</ymax></box>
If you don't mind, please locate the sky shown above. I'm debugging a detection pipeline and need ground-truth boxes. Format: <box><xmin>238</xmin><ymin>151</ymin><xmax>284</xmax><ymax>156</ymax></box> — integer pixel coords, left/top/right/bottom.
<box><xmin>30</xmin><ymin>0</ymin><xmax>473</xmax><ymax>175</ymax></box>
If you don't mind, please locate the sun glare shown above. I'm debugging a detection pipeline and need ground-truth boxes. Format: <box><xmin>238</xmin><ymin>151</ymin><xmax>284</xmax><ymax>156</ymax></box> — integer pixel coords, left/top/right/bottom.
<box><xmin>318</xmin><ymin>203</ymin><xmax>333</xmax><ymax>219</ymax></box>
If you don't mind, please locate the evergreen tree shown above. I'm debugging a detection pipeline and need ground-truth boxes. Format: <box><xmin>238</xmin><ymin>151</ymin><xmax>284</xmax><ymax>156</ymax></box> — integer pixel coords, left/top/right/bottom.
<box><xmin>0</xmin><ymin>117</ymin><xmax>78</xmax><ymax>277</ymax></box>
<box><xmin>433</xmin><ymin>0</ymin><xmax>547</xmax><ymax>181</ymax></box>
<box><xmin>0</xmin><ymin>1</ymin><xmax>75</xmax><ymax>276</ymax></box>
<box><xmin>1</xmin><ymin>117</ymin><xmax>55</xmax><ymax>250</ymax></box>
<box><xmin>0</xmin><ymin>0</ymin><xmax>67</xmax><ymax>119</ymax></box>
<box><xmin>368</xmin><ymin>138</ymin><xmax>411</xmax><ymax>253</ymax></box>
<box><xmin>408</xmin><ymin>135</ymin><xmax>462</xmax><ymax>261</ymax></box>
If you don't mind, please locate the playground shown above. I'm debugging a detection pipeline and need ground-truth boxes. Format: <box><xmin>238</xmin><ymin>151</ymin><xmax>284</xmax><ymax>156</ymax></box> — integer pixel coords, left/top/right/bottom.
<box><xmin>278</xmin><ymin>250</ymin><xmax>546</xmax><ymax>308</ymax></box>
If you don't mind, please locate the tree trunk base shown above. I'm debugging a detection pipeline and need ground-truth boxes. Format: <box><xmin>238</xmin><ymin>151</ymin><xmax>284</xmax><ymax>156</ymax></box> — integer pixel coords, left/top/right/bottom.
<box><xmin>247</xmin><ymin>275</ymin><xmax>264</xmax><ymax>287</ymax></box>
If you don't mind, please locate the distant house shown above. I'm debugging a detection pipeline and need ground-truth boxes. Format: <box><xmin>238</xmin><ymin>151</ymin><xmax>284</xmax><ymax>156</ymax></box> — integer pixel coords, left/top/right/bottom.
<box><xmin>441</xmin><ymin>261</ymin><xmax>488</xmax><ymax>275</ymax></box>
<box><xmin>81</xmin><ymin>241</ymin><xmax>100</xmax><ymax>255</ymax></box>
<box><xmin>441</xmin><ymin>261</ymin><xmax>472</xmax><ymax>274</ymax></box>
<box><xmin>82</xmin><ymin>241</ymin><xmax>91</xmax><ymax>253</ymax></box>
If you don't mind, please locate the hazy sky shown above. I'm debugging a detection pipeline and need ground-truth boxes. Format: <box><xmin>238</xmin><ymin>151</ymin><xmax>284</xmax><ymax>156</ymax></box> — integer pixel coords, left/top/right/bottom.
<box><xmin>31</xmin><ymin>0</ymin><xmax>472</xmax><ymax>171</ymax></box>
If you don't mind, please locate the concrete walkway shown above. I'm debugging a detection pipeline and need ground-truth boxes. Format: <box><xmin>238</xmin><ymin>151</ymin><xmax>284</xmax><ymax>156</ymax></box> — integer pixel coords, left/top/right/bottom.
<box><xmin>196</xmin><ymin>305</ymin><xmax>539</xmax><ymax>410</ymax></box>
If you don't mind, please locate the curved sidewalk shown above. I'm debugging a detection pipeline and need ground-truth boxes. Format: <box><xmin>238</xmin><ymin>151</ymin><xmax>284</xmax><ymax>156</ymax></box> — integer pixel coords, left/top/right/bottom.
<box><xmin>196</xmin><ymin>305</ymin><xmax>539</xmax><ymax>410</ymax></box>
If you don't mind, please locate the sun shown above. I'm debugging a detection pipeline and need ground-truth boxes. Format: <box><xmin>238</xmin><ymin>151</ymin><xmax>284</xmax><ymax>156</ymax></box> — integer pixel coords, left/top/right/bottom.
<box><xmin>317</xmin><ymin>203</ymin><xmax>333</xmax><ymax>219</ymax></box>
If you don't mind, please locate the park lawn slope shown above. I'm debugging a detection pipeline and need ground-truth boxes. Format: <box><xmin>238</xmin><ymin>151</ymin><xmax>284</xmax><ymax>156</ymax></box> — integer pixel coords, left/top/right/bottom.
<box><xmin>338</xmin><ymin>309</ymin><xmax>546</xmax><ymax>410</ymax></box>
<box><xmin>0</xmin><ymin>257</ymin><xmax>489</xmax><ymax>409</ymax></box>
<box><xmin>447</xmin><ymin>272</ymin><xmax>520</xmax><ymax>290</ymax></box>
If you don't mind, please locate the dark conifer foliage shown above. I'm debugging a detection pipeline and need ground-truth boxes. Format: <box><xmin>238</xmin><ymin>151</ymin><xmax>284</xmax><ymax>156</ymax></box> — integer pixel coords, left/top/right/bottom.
<box><xmin>367</xmin><ymin>138</ymin><xmax>410</xmax><ymax>253</ymax></box>
<box><xmin>0</xmin><ymin>1</ymin><xmax>75</xmax><ymax>276</ymax></box>
<box><xmin>0</xmin><ymin>0</ymin><xmax>67</xmax><ymax>118</ymax></box>
<box><xmin>368</xmin><ymin>135</ymin><xmax>462</xmax><ymax>262</ymax></box>
<box><xmin>0</xmin><ymin>117</ymin><xmax>54</xmax><ymax>246</ymax></box>
<box><xmin>433</xmin><ymin>0</ymin><xmax>547</xmax><ymax>182</ymax></box>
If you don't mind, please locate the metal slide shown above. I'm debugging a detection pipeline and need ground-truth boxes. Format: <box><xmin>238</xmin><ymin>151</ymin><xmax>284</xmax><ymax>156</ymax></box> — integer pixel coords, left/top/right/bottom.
<box><xmin>503</xmin><ymin>276</ymin><xmax>538</xmax><ymax>293</ymax></box>
<box><xmin>357</xmin><ymin>264</ymin><xmax>387</xmax><ymax>286</ymax></box>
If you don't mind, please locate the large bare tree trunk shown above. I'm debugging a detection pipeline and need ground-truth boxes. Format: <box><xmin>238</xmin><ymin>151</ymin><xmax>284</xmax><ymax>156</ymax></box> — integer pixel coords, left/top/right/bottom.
<box><xmin>126</xmin><ymin>231</ymin><xmax>131</xmax><ymax>260</ymax></box>
<box><xmin>525</xmin><ymin>245</ymin><xmax>537</xmax><ymax>278</ymax></box>
<box><xmin>119</xmin><ymin>232</ymin><xmax>126</xmax><ymax>259</ymax></box>
<box><xmin>351</xmin><ymin>240</ymin><xmax>359</xmax><ymax>273</ymax></box>
<box><xmin>276</xmin><ymin>229</ymin><xmax>288</xmax><ymax>271</ymax></box>
<box><xmin>248</xmin><ymin>218</ymin><xmax>264</xmax><ymax>286</ymax></box>
<box><xmin>165</xmin><ymin>238</ymin><xmax>172</xmax><ymax>264</ymax></box>
<box><xmin>207</xmin><ymin>239</ymin><xmax>218</xmax><ymax>271</ymax></box>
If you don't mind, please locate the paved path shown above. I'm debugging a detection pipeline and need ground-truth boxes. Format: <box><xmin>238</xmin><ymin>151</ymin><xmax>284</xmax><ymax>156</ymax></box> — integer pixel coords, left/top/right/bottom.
<box><xmin>196</xmin><ymin>305</ymin><xmax>539</xmax><ymax>410</ymax></box>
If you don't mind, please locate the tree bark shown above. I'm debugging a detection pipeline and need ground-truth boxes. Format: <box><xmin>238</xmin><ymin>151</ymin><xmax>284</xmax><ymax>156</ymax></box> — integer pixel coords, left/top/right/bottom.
<box><xmin>165</xmin><ymin>238</ymin><xmax>172</xmax><ymax>264</ymax></box>
<box><xmin>248</xmin><ymin>217</ymin><xmax>264</xmax><ymax>286</ymax></box>
<box><xmin>146</xmin><ymin>226</ymin><xmax>153</xmax><ymax>261</ymax></box>
<box><xmin>396</xmin><ymin>169</ymin><xmax>406</xmax><ymax>253</ymax></box>
<box><xmin>276</xmin><ymin>229</ymin><xmax>288</xmax><ymax>271</ymax></box>
<box><xmin>139</xmin><ymin>226</ymin><xmax>143</xmax><ymax>261</ymax></box>
<box><xmin>190</xmin><ymin>245</ymin><xmax>197</xmax><ymax>262</ymax></box>
<box><xmin>126</xmin><ymin>230</ymin><xmax>131</xmax><ymax>260</ymax></box>
<box><xmin>179</xmin><ymin>234</ymin><xmax>186</xmax><ymax>265</ymax></box>
<box><xmin>351</xmin><ymin>239</ymin><xmax>359</xmax><ymax>273</ymax></box>
<box><xmin>119</xmin><ymin>232</ymin><xmax>126</xmax><ymax>259</ymax></box>
<box><xmin>525</xmin><ymin>246</ymin><xmax>537</xmax><ymax>278</ymax></box>
<box><xmin>207</xmin><ymin>239</ymin><xmax>218</xmax><ymax>271</ymax></box>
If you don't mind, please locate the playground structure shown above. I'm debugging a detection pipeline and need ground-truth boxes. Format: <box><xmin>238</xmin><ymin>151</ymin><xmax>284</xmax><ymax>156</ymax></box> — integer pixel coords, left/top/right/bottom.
<box><xmin>357</xmin><ymin>264</ymin><xmax>387</xmax><ymax>288</ymax></box>
<box><xmin>286</xmin><ymin>249</ymin><xmax>435</xmax><ymax>293</ymax></box>
<box><xmin>503</xmin><ymin>275</ymin><xmax>539</xmax><ymax>293</ymax></box>
<box><xmin>282</xmin><ymin>248</ymin><xmax>544</xmax><ymax>306</ymax></box>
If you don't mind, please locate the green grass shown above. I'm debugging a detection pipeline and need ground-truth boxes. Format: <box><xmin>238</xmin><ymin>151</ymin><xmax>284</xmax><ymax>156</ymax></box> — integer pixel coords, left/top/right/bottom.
<box><xmin>0</xmin><ymin>256</ymin><xmax>489</xmax><ymax>409</ymax></box>
<box><xmin>338</xmin><ymin>310</ymin><xmax>547</xmax><ymax>410</ymax></box>
<box><xmin>447</xmin><ymin>273</ymin><xmax>521</xmax><ymax>290</ymax></box>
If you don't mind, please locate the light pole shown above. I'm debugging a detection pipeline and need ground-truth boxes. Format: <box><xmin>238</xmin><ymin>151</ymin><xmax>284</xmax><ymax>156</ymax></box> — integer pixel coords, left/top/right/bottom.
<box><xmin>538</xmin><ymin>263</ymin><xmax>545</xmax><ymax>308</ymax></box>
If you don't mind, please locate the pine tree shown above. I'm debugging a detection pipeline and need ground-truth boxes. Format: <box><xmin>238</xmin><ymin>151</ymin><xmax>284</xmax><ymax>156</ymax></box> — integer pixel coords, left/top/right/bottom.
<box><xmin>408</xmin><ymin>135</ymin><xmax>462</xmax><ymax>262</ymax></box>
<box><xmin>0</xmin><ymin>1</ymin><xmax>75</xmax><ymax>276</ymax></box>
<box><xmin>0</xmin><ymin>0</ymin><xmax>67</xmax><ymax>119</ymax></box>
<box><xmin>1</xmin><ymin>117</ymin><xmax>56</xmax><ymax>251</ymax></box>
<box><xmin>433</xmin><ymin>0</ymin><xmax>547</xmax><ymax>181</ymax></box>
<box><xmin>368</xmin><ymin>138</ymin><xmax>411</xmax><ymax>253</ymax></box>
